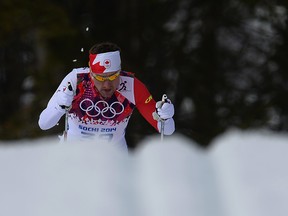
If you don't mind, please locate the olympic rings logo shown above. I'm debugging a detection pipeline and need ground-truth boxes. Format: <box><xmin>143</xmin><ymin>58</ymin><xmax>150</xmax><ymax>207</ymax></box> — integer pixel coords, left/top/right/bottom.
<box><xmin>79</xmin><ymin>99</ymin><xmax>124</xmax><ymax>119</ymax></box>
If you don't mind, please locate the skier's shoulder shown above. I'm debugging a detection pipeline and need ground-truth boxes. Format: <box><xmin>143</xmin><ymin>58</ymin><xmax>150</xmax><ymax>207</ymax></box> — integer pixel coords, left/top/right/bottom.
<box><xmin>65</xmin><ymin>67</ymin><xmax>89</xmax><ymax>80</ymax></box>
<box><xmin>71</xmin><ymin>67</ymin><xmax>90</xmax><ymax>75</ymax></box>
<box><xmin>64</xmin><ymin>67</ymin><xmax>88</xmax><ymax>78</ymax></box>
<box><xmin>119</xmin><ymin>70</ymin><xmax>145</xmax><ymax>87</ymax></box>
<box><xmin>119</xmin><ymin>70</ymin><xmax>149</xmax><ymax>91</ymax></box>
<box><xmin>120</xmin><ymin>70</ymin><xmax>135</xmax><ymax>78</ymax></box>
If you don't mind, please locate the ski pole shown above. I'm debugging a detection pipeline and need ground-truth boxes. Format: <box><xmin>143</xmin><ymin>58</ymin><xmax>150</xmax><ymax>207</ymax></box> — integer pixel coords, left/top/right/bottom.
<box><xmin>160</xmin><ymin>94</ymin><xmax>168</xmax><ymax>142</ymax></box>
<box><xmin>62</xmin><ymin>82</ymin><xmax>73</xmax><ymax>142</ymax></box>
<box><xmin>63</xmin><ymin>107</ymin><xmax>69</xmax><ymax>142</ymax></box>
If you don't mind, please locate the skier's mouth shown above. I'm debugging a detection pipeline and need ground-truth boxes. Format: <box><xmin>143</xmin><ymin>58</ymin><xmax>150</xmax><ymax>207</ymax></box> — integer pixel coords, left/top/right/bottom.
<box><xmin>100</xmin><ymin>89</ymin><xmax>114</xmax><ymax>98</ymax></box>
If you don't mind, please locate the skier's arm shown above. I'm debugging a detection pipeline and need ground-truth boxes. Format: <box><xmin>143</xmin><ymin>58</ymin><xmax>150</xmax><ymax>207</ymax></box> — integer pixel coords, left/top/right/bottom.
<box><xmin>134</xmin><ymin>78</ymin><xmax>175</xmax><ymax>135</ymax></box>
<box><xmin>38</xmin><ymin>71</ymin><xmax>76</xmax><ymax>130</ymax></box>
<box><xmin>38</xmin><ymin>101</ymin><xmax>65</xmax><ymax>130</ymax></box>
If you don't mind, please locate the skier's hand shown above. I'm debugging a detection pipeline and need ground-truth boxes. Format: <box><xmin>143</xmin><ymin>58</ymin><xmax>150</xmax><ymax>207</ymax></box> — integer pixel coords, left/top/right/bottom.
<box><xmin>56</xmin><ymin>82</ymin><xmax>74</xmax><ymax>110</ymax></box>
<box><xmin>153</xmin><ymin>94</ymin><xmax>174</xmax><ymax>121</ymax></box>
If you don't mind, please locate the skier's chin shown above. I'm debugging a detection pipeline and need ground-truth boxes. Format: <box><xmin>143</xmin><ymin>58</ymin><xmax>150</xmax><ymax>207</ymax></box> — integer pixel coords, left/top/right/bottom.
<box><xmin>100</xmin><ymin>89</ymin><xmax>114</xmax><ymax>99</ymax></box>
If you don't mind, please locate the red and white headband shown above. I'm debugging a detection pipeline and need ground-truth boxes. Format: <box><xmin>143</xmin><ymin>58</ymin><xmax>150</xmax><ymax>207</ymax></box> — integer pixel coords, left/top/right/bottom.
<box><xmin>89</xmin><ymin>50</ymin><xmax>121</xmax><ymax>74</ymax></box>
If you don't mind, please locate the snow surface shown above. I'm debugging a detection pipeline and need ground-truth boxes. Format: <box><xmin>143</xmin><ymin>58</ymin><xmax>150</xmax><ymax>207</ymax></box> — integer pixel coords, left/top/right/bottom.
<box><xmin>0</xmin><ymin>129</ymin><xmax>287</xmax><ymax>216</ymax></box>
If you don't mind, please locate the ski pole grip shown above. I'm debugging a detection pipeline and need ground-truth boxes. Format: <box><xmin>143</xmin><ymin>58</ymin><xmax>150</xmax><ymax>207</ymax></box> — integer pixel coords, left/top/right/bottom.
<box><xmin>162</xmin><ymin>94</ymin><xmax>168</xmax><ymax>102</ymax></box>
<box><xmin>67</xmin><ymin>82</ymin><xmax>73</xmax><ymax>91</ymax></box>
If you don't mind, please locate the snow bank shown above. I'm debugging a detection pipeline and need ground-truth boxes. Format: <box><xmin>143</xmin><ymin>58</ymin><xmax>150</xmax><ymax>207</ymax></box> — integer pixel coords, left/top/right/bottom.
<box><xmin>209</xmin><ymin>129</ymin><xmax>288</xmax><ymax>216</ymax></box>
<box><xmin>0</xmin><ymin>129</ymin><xmax>287</xmax><ymax>216</ymax></box>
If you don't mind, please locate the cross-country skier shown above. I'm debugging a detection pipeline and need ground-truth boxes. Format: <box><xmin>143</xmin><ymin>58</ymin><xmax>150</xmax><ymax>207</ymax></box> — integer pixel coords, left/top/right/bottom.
<box><xmin>38</xmin><ymin>42</ymin><xmax>175</xmax><ymax>150</ymax></box>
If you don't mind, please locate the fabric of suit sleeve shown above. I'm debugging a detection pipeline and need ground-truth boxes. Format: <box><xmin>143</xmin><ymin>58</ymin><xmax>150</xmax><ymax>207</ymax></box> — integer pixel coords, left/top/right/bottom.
<box><xmin>38</xmin><ymin>70</ymin><xmax>77</xmax><ymax>130</ymax></box>
<box><xmin>134</xmin><ymin>77</ymin><xmax>159</xmax><ymax>132</ymax></box>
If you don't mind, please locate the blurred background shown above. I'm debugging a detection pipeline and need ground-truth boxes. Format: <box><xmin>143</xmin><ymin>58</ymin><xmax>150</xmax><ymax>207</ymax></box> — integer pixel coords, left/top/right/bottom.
<box><xmin>1</xmin><ymin>0</ymin><xmax>288</xmax><ymax>149</ymax></box>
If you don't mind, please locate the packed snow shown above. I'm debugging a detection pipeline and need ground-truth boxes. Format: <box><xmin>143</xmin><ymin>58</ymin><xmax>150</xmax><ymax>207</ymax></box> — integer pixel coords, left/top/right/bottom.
<box><xmin>0</xmin><ymin>129</ymin><xmax>287</xmax><ymax>216</ymax></box>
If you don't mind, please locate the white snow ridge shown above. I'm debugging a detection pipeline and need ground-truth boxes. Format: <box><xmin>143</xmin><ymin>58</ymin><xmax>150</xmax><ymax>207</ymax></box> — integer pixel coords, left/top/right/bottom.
<box><xmin>0</xmin><ymin>130</ymin><xmax>288</xmax><ymax>216</ymax></box>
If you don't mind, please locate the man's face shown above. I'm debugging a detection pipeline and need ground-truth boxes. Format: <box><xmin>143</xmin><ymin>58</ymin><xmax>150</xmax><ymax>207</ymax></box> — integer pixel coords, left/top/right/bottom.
<box><xmin>90</xmin><ymin>71</ymin><xmax>120</xmax><ymax>99</ymax></box>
